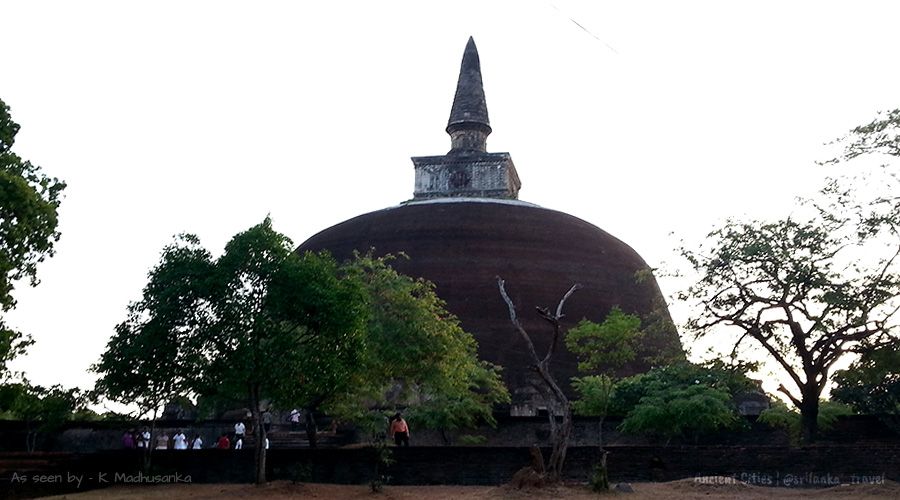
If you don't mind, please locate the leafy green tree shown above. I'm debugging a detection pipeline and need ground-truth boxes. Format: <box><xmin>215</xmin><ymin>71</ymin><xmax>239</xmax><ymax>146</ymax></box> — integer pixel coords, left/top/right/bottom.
<box><xmin>95</xmin><ymin>222</ymin><xmax>365</xmax><ymax>482</ymax></box>
<box><xmin>98</xmin><ymin>221</ymin><xmax>508</xmax><ymax>484</ymax></box>
<box><xmin>201</xmin><ymin>222</ymin><xmax>369</xmax><ymax>484</ymax></box>
<box><xmin>832</xmin><ymin>344</ymin><xmax>900</xmax><ymax>415</ymax></box>
<box><xmin>618</xmin><ymin>383</ymin><xmax>737</xmax><ymax>443</ymax></box>
<box><xmin>610</xmin><ymin>361</ymin><xmax>755</xmax><ymax>442</ymax></box>
<box><xmin>327</xmin><ymin>254</ymin><xmax>509</xmax><ymax>443</ymax></box>
<box><xmin>679</xmin><ymin>177</ymin><xmax>900</xmax><ymax>443</ymax></box>
<box><xmin>571</xmin><ymin>376</ymin><xmax>615</xmax><ymax>427</ymax></box>
<box><xmin>93</xmin><ymin>234</ymin><xmax>214</xmax><ymax>471</ymax></box>
<box><xmin>0</xmin><ymin>381</ymin><xmax>88</xmax><ymax>451</ymax></box>
<box><xmin>571</xmin><ymin>374</ymin><xmax>613</xmax><ymax>491</ymax></box>
<box><xmin>565</xmin><ymin>307</ymin><xmax>642</xmax><ymax>374</ymax></box>
<box><xmin>566</xmin><ymin>307</ymin><xmax>644</xmax><ymax>491</ymax></box>
<box><xmin>565</xmin><ymin>283</ymin><xmax>687</xmax><ymax>490</ymax></box>
<box><xmin>93</xmin><ymin>234</ymin><xmax>214</xmax><ymax>423</ymax></box>
<box><xmin>0</xmin><ymin>98</ymin><xmax>65</xmax><ymax>376</ymax></box>
<box><xmin>758</xmin><ymin>400</ymin><xmax>852</xmax><ymax>444</ymax></box>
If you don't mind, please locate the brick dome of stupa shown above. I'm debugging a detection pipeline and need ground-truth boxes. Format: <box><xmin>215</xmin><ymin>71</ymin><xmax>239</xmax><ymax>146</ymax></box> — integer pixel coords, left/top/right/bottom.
<box><xmin>298</xmin><ymin>38</ymin><xmax>683</xmax><ymax>410</ymax></box>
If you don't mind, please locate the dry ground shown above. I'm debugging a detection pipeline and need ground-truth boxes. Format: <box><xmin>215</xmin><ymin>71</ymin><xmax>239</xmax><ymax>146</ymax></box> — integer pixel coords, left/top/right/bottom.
<box><xmin>40</xmin><ymin>478</ymin><xmax>900</xmax><ymax>500</ymax></box>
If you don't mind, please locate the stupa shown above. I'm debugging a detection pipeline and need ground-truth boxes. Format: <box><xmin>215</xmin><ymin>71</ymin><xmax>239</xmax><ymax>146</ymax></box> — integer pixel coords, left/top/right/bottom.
<box><xmin>298</xmin><ymin>38</ymin><xmax>684</xmax><ymax>413</ymax></box>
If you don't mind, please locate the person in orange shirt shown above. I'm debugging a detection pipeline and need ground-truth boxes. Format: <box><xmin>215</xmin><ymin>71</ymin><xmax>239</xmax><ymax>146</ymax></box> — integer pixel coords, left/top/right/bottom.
<box><xmin>389</xmin><ymin>412</ymin><xmax>410</xmax><ymax>447</ymax></box>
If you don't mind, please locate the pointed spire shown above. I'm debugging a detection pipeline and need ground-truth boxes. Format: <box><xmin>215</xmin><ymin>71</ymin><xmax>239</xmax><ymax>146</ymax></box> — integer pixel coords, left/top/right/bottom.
<box><xmin>447</xmin><ymin>37</ymin><xmax>491</xmax><ymax>154</ymax></box>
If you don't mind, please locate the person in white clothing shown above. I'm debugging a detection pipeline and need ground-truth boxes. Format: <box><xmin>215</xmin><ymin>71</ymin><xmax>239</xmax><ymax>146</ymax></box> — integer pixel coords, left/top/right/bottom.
<box><xmin>172</xmin><ymin>430</ymin><xmax>188</xmax><ymax>450</ymax></box>
<box><xmin>234</xmin><ymin>421</ymin><xmax>246</xmax><ymax>439</ymax></box>
<box><xmin>156</xmin><ymin>432</ymin><xmax>169</xmax><ymax>450</ymax></box>
<box><xmin>191</xmin><ymin>434</ymin><xmax>203</xmax><ymax>449</ymax></box>
<box><xmin>289</xmin><ymin>409</ymin><xmax>301</xmax><ymax>430</ymax></box>
<box><xmin>138</xmin><ymin>428</ymin><xmax>150</xmax><ymax>448</ymax></box>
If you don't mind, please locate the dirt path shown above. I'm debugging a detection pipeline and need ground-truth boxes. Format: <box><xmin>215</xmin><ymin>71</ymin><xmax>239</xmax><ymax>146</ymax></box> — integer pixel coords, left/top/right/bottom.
<box><xmin>39</xmin><ymin>478</ymin><xmax>900</xmax><ymax>499</ymax></box>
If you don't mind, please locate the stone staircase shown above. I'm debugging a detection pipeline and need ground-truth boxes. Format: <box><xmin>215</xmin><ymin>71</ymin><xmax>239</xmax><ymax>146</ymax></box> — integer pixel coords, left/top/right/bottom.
<box><xmin>239</xmin><ymin>423</ymin><xmax>348</xmax><ymax>449</ymax></box>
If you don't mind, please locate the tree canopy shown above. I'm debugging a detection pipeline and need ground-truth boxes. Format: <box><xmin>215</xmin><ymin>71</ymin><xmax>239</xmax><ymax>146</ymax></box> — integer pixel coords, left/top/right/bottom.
<box><xmin>332</xmin><ymin>254</ymin><xmax>508</xmax><ymax>435</ymax></box>
<box><xmin>824</xmin><ymin>108</ymin><xmax>900</xmax><ymax>164</ymax></box>
<box><xmin>93</xmin><ymin>234</ymin><xmax>214</xmax><ymax>420</ymax></box>
<box><xmin>95</xmin><ymin>221</ymin><xmax>508</xmax><ymax>483</ymax></box>
<box><xmin>832</xmin><ymin>343</ymin><xmax>900</xmax><ymax>416</ymax></box>
<box><xmin>609</xmin><ymin>361</ymin><xmax>755</xmax><ymax>442</ymax></box>
<box><xmin>0</xmin><ymin>381</ymin><xmax>95</xmax><ymax>451</ymax></box>
<box><xmin>95</xmin><ymin>219</ymin><xmax>370</xmax><ymax>483</ymax></box>
<box><xmin>565</xmin><ymin>307</ymin><xmax>642</xmax><ymax>374</ymax></box>
<box><xmin>679</xmin><ymin>177</ymin><xmax>900</xmax><ymax>442</ymax></box>
<box><xmin>0</xmin><ymin>98</ymin><xmax>65</xmax><ymax>376</ymax></box>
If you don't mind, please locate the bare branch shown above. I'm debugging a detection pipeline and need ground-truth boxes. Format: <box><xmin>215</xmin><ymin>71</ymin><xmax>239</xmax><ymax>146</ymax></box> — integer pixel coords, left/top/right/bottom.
<box><xmin>777</xmin><ymin>383</ymin><xmax>801</xmax><ymax>407</ymax></box>
<box><xmin>497</xmin><ymin>277</ymin><xmax>540</xmax><ymax>363</ymax></box>
<box><xmin>555</xmin><ymin>284</ymin><xmax>582</xmax><ymax>319</ymax></box>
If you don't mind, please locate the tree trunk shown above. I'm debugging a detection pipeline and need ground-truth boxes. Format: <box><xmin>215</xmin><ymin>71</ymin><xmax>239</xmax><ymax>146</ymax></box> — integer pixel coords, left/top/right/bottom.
<box><xmin>25</xmin><ymin>427</ymin><xmax>36</xmax><ymax>453</ymax></box>
<box><xmin>144</xmin><ymin>407</ymin><xmax>159</xmax><ymax>472</ymax></box>
<box><xmin>546</xmin><ymin>403</ymin><xmax>572</xmax><ymax>482</ymax></box>
<box><xmin>497</xmin><ymin>278</ymin><xmax>580</xmax><ymax>484</ymax></box>
<box><xmin>305</xmin><ymin>407</ymin><xmax>318</xmax><ymax>448</ymax></box>
<box><xmin>536</xmin><ymin>358</ymin><xmax>572</xmax><ymax>482</ymax></box>
<box><xmin>598</xmin><ymin>416</ymin><xmax>604</xmax><ymax>449</ymax></box>
<box><xmin>250</xmin><ymin>387</ymin><xmax>267</xmax><ymax>484</ymax></box>
<box><xmin>799</xmin><ymin>392</ymin><xmax>819</xmax><ymax>444</ymax></box>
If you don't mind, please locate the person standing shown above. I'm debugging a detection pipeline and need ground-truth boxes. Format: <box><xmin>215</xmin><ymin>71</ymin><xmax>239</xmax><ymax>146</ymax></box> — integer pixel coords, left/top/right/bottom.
<box><xmin>122</xmin><ymin>429</ymin><xmax>135</xmax><ymax>449</ymax></box>
<box><xmin>234</xmin><ymin>421</ymin><xmax>246</xmax><ymax>441</ymax></box>
<box><xmin>172</xmin><ymin>429</ymin><xmax>188</xmax><ymax>450</ymax></box>
<box><xmin>389</xmin><ymin>413</ymin><xmax>410</xmax><ymax>447</ymax></box>
<box><xmin>263</xmin><ymin>409</ymin><xmax>273</xmax><ymax>433</ymax></box>
<box><xmin>137</xmin><ymin>427</ymin><xmax>150</xmax><ymax>449</ymax></box>
<box><xmin>156</xmin><ymin>431</ymin><xmax>170</xmax><ymax>450</ymax></box>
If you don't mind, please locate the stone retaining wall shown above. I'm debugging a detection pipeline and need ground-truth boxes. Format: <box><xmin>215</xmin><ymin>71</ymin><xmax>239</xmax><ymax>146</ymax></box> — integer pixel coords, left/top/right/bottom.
<box><xmin>2</xmin><ymin>444</ymin><xmax>897</xmax><ymax>497</ymax></box>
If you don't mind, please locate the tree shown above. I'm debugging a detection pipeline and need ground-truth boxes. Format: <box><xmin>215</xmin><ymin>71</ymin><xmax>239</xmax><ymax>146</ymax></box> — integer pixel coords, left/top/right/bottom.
<box><xmin>96</xmin><ymin>223</ymin><xmax>507</xmax><ymax>485</ymax></box>
<box><xmin>497</xmin><ymin>277</ymin><xmax>579</xmax><ymax>483</ymax></box>
<box><xmin>611</xmin><ymin>362</ymin><xmax>747</xmax><ymax>443</ymax></box>
<box><xmin>570</xmin><ymin>375</ymin><xmax>613</xmax><ymax>491</ymax></box>
<box><xmin>92</xmin><ymin>234</ymin><xmax>215</xmax><ymax>466</ymax></box>
<box><xmin>757</xmin><ymin>400</ymin><xmax>852</xmax><ymax>444</ymax></box>
<box><xmin>0</xmin><ymin>381</ymin><xmax>90</xmax><ymax>451</ymax></box>
<box><xmin>832</xmin><ymin>342</ymin><xmax>900</xmax><ymax>427</ymax></box>
<box><xmin>609</xmin><ymin>360</ymin><xmax>758</xmax><ymax>417</ymax></box>
<box><xmin>0</xmin><ymin>98</ymin><xmax>65</xmax><ymax>376</ymax></box>
<box><xmin>566</xmin><ymin>307</ymin><xmax>643</xmax><ymax>491</ymax></box>
<box><xmin>565</xmin><ymin>307</ymin><xmax>642</xmax><ymax>375</ymax></box>
<box><xmin>95</xmin><ymin>221</ymin><xmax>369</xmax><ymax>483</ymax></box>
<box><xmin>679</xmin><ymin>178</ymin><xmax>900</xmax><ymax>442</ymax></box>
<box><xmin>328</xmin><ymin>254</ymin><xmax>509</xmax><ymax>443</ymax></box>
<box><xmin>197</xmin><ymin>219</ymin><xmax>369</xmax><ymax>484</ymax></box>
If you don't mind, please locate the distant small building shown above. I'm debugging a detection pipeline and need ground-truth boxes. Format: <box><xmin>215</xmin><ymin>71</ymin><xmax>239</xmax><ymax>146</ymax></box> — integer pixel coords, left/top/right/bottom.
<box><xmin>299</xmin><ymin>38</ymin><xmax>684</xmax><ymax>412</ymax></box>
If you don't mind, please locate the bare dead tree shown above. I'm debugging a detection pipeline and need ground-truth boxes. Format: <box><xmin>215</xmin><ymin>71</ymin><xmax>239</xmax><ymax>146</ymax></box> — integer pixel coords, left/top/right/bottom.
<box><xmin>497</xmin><ymin>277</ymin><xmax>581</xmax><ymax>483</ymax></box>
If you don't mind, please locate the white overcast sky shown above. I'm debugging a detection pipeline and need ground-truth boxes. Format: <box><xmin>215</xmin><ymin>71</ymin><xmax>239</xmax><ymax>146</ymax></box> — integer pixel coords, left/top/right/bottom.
<box><xmin>3</xmin><ymin>1</ymin><xmax>899</xmax><ymax>393</ymax></box>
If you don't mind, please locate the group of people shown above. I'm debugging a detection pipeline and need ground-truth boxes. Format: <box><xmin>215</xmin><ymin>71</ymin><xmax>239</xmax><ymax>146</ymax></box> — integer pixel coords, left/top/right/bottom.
<box><xmin>212</xmin><ymin>423</ymin><xmax>269</xmax><ymax>450</ymax></box>
<box><xmin>121</xmin><ymin>428</ymin><xmax>203</xmax><ymax>450</ymax></box>
<box><xmin>119</xmin><ymin>409</ymin><xmax>409</xmax><ymax>450</ymax></box>
<box><xmin>121</xmin><ymin>421</ymin><xmax>251</xmax><ymax>450</ymax></box>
